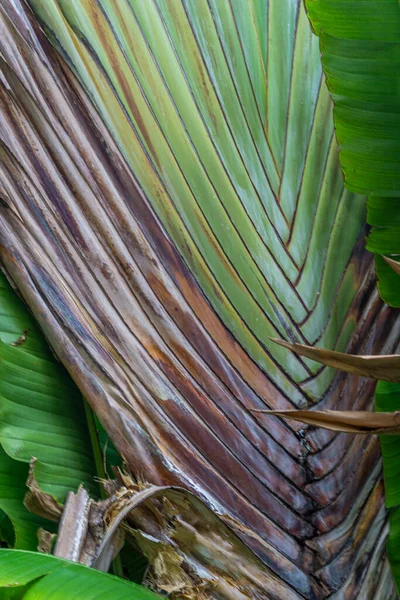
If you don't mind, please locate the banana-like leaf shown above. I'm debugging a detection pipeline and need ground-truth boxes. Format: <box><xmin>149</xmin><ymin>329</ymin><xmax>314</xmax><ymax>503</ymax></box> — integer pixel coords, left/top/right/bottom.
<box><xmin>376</xmin><ymin>382</ymin><xmax>400</xmax><ymax>592</ymax></box>
<box><xmin>0</xmin><ymin>271</ymin><xmax>96</xmax><ymax>547</ymax></box>
<box><xmin>0</xmin><ymin>0</ymin><xmax>398</xmax><ymax>597</ymax></box>
<box><xmin>0</xmin><ymin>509</ymin><xmax>15</xmax><ymax>547</ymax></box>
<box><xmin>305</xmin><ymin>0</ymin><xmax>400</xmax><ymax>305</ymax></box>
<box><xmin>376</xmin><ymin>383</ymin><xmax>400</xmax><ymax>508</ymax></box>
<box><xmin>388</xmin><ymin>507</ymin><xmax>400</xmax><ymax>598</ymax></box>
<box><xmin>0</xmin><ymin>446</ymin><xmax>53</xmax><ymax>550</ymax></box>
<box><xmin>0</xmin><ymin>549</ymin><xmax>159</xmax><ymax>599</ymax></box>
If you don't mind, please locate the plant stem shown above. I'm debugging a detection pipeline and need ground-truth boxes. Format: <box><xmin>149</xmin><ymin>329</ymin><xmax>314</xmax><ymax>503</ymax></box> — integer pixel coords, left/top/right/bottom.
<box><xmin>83</xmin><ymin>398</ymin><xmax>106</xmax><ymax>498</ymax></box>
<box><xmin>83</xmin><ymin>398</ymin><xmax>124</xmax><ymax>578</ymax></box>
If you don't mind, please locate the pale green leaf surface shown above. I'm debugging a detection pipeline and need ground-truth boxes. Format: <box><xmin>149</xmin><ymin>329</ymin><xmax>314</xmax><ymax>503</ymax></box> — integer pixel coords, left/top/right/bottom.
<box><xmin>28</xmin><ymin>0</ymin><xmax>368</xmax><ymax>404</ymax></box>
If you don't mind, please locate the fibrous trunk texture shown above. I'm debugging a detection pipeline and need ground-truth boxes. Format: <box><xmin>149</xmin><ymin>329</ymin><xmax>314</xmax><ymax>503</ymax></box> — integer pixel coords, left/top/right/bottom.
<box><xmin>0</xmin><ymin>1</ymin><xmax>398</xmax><ymax>598</ymax></box>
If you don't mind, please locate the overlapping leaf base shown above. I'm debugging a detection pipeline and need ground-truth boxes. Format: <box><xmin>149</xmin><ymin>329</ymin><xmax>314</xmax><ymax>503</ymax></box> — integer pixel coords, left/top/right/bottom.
<box><xmin>0</xmin><ymin>1</ymin><xmax>398</xmax><ymax>597</ymax></box>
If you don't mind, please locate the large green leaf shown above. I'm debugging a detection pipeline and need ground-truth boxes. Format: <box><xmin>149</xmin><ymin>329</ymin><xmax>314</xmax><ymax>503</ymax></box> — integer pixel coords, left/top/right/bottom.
<box><xmin>305</xmin><ymin>0</ymin><xmax>400</xmax><ymax>305</ymax></box>
<box><xmin>0</xmin><ymin>336</ymin><xmax>96</xmax><ymax>500</ymax></box>
<box><xmin>0</xmin><ymin>509</ymin><xmax>15</xmax><ymax>547</ymax></box>
<box><xmin>0</xmin><ymin>446</ymin><xmax>54</xmax><ymax>550</ymax></box>
<box><xmin>0</xmin><ymin>549</ymin><xmax>159</xmax><ymax>599</ymax></box>
<box><xmin>0</xmin><ymin>0</ymin><xmax>397</xmax><ymax>597</ymax></box>
<box><xmin>376</xmin><ymin>382</ymin><xmax>400</xmax><ymax>509</ymax></box>
<box><xmin>376</xmin><ymin>382</ymin><xmax>400</xmax><ymax>593</ymax></box>
<box><xmin>0</xmin><ymin>271</ymin><xmax>96</xmax><ymax>547</ymax></box>
<box><xmin>388</xmin><ymin>507</ymin><xmax>400</xmax><ymax>596</ymax></box>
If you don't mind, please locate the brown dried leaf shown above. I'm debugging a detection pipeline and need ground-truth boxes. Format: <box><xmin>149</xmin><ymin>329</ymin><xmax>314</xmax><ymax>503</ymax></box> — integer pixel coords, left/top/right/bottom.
<box><xmin>252</xmin><ymin>409</ymin><xmax>400</xmax><ymax>434</ymax></box>
<box><xmin>270</xmin><ymin>338</ymin><xmax>400</xmax><ymax>381</ymax></box>
<box><xmin>24</xmin><ymin>459</ymin><xmax>63</xmax><ymax>522</ymax></box>
<box><xmin>37</xmin><ymin>527</ymin><xmax>56</xmax><ymax>553</ymax></box>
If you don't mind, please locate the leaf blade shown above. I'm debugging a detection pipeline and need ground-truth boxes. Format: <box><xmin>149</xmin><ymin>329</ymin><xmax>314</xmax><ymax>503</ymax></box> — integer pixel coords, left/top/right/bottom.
<box><xmin>0</xmin><ymin>549</ymin><xmax>159</xmax><ymax>599</ymax></box>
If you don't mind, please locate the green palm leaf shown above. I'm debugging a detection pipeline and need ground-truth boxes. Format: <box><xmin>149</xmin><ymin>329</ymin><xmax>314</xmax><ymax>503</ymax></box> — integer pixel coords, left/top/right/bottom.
<box><xmin>0</xmin><ymin>549</ymin><xmax>159</xmax><ymax>599</ymax></box>
<box><xmin>0</xmin><ymin>0</ymin><xmax>397</xmax><ymax>597</ymax></box>
<box><xmin>305</xmin><ymin>0</ymin><xmax>400</xmax><ymax>306</ymax></box>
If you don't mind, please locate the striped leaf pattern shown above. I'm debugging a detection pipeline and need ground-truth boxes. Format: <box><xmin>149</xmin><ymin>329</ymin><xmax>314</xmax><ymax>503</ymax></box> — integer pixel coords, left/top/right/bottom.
<box><xmin>0</xmin><ymin>0</ymin><xmax>398</xmax><ymax>597</ymax></box>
